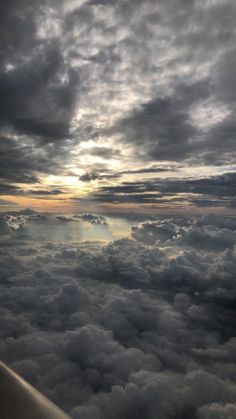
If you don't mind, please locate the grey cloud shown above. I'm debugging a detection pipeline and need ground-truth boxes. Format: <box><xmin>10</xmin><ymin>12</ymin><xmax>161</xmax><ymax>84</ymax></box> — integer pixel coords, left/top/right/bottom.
<box><xmin>0</xmin><ymin>35</ymin><xmax>78</xmax><ymax>139</ymax></box>
<box><xmin>0</xmin><ymin>183</ymin><xmax>22</xmax><ymax>196</ymax></box>
<box><xmin>111</xmin><ymin>85</ymin><xmax>202</xmax><ymax>161</ymax></box>
<box><xmin>80</xmin><ymin>147</ymin><xmax>121</xmax><ymax>159</ymax></box>
<box><xmin>26</xmin><ymin>189</ymin><xmax>64</xmax><ymax>196</ymax></box>
<box><xmin>202</xmin><ymin>115</ymin><xmax>236</xmax><ymax>165</ymax></box>
<box><xmin>132</xmin><ymin>220</ymin><xmax>177</xmax><ymax>245</ymax></box>
<box><xmin>198</xmin><ymin>214</ymin><xmax>236</xmax><ymax>230</ymax></box>
<box><xmin>94</xmin><ymin>0</ymin><xmax>236</xmax><ymax>166</ymax></box>
<box><xmin>0</xmin><ymin>212</ymin><xmax>236</xmax><ymax>418</ymax></box>
<box><xmin>0</xmin><ymin>1</ymin><xmax>80</xmax><ymax>193</ymax></box>
<box><xmin>79</xmin><ymin>172</ymin><xmax>101</xmax><ymax>182</ymax></box>
<box><xmin>82</xmin><ymin>370</ymin><xmax>236</xmax><ymax>419</ymax></box>
<box><xmin>118</xmin><ymin>166</ymin><xmax>178</xmax><ymax>175</ymax></box>
<box><xmin>79</xmin><ymin>166</ymin><xmax>174</xmax><ymax>183</ymax></box>
<box><xmin>111</xmin><ymin>84</ymin><xmax>235</xmax><ymax>165</ymax></box>
<box><xmin>169</xmin><ymin>225</ymin><xmax>236</xmax><ymax>251</ymax></box>
<box><xmin>1</xmin><ymin>1</ymin><xmax>236</xmax><ymax>417</ymax></box>
<box><xmin>0</xmin><ymin>137</ymin><xmax>42</xmax><ymax>184</ymax></box>
<box><xmin>80</xmin><ymin>172</ymin><xmax>236</xmax><ymax>209</ymax></box>
<box><xmin>76</xmin><ymin>213</ymin><xmax>107</xmax><ymax>225</ymax></box>
<box><xmin>132</xmin><ymin>219</ymin><xmax>236</xmax><ymax>251</ymax></box>
<box><xmin>1</xmin><ymin>0</ymin><xmax>236</xmax><ymax>198</ymax></box>
<box><xmin>214</xmin><ymin>46</ymin><xmax>236</xmax><ymax>103</ymax></box>
<box><xmin>197</xmin><ymin>403</ymin><xmax>236</xmax><ymax>419</ymax></box>
<box><xmin>0</xmin><ymin>211</ymin><xmax>111</xmax><ymax>242</ymax></box>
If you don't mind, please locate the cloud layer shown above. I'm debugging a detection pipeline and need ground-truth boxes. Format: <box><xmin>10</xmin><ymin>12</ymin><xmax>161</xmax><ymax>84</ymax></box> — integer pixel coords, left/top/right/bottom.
<box><xmin>0</xmin><ymin>211</ymin><xmax>236</xmax><ymax>418</ymax></box>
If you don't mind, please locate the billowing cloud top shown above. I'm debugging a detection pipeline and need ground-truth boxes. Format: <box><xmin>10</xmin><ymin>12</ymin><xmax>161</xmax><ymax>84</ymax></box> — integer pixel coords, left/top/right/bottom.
<box><xmin>0</xmin><ymin>211</ymin><xmax>236</xmax><ymax>418</ymax></box>
<box><xmin>0</xmin><ymin>0</ymin><xmax>235</xmax><ymax>213</ymax></box>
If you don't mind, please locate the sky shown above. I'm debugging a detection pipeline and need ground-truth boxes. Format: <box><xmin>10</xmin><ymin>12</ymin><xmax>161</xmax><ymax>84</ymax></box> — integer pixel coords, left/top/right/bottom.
<box><xmin>0</xmin><ymin>0</ymin><xmax>236</xmax><ymax>214</ymax></box>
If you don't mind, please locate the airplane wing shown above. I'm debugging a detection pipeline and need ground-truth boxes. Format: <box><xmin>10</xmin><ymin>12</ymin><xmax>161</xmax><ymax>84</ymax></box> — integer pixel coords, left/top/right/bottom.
<box><xmin>0</xmin><ymin>361</ymin><xmax>72</xmax><ymax>419</ymax></box>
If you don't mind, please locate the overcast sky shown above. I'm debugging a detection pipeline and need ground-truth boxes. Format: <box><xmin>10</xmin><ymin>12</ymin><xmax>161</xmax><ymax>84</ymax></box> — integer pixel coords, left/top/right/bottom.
<box><xmin>0</xmin><ymin>0</ymin><xmax>236</xmax><ymax>213</ymax></box>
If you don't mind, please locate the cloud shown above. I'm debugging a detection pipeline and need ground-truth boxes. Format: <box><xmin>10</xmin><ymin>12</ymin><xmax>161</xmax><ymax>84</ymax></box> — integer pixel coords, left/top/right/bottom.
<box><xmin>80</xmin><ymin>147</ymin><xmax>121</xmax><ymax>159</ymax></box>
<box><xmin>0</xmin><ymin>0</ymin><xmax>235</xmax><ymax>206</ymax></box>
<box><xmin>131</xmin><ymin>220</ymin><xmax>177</xmax><ymax>245</ymax></box>
<box><xmin>214</xmin><ymin>46</ymin><xmax>236</xmax><ymax>103</ymax></box>
<box><xmin>113</xmin><ymin>77</ymin><xmax>235</xmax><ymax>166</ymax></box>
<box><xmin>78</xmin><ymin>172</ymin><xmax>236</xmax><ymax>210</ymax></box>
<box><xmin>111</xmin><ymin>85</ymin><xmax>201</xmax><ymax>162</ymax></box>
<box><xmin>132</xmin><ymin>219</ymin><xmax>236</xmax><ymax>251</ymax></box>
<box><xmin>103</xmin><ymin>0</ymin><xmax>236</xmax><ymax>166</ymax></box>
<box><xmin>0</xmin><ymin>137</ymin><xmax>42</xmax><ymax>184</ymax></box>
<box><xmin>26</xmin><ymin>189</ymin><xmax>64</xmax><ymax>196</ymax></box>
<box><xmin>1</xmin><ymin>0</ymin><xmax>236</xmax><ymax>413</ymax></box>
<box><xmin>0</xmin><ymin>1</ymin><xmax>80</xmax><ymax>195</ymax></box>
<box><xmin>0</xmin><ymin>211</ymin><xmax>236</xmax><ymax>418</ymax></box>
<box><xmin>79</xmin><ymin>172</ymin><xmax>102</xmax><ymax>182</ymax></box>
<box><xmin>0</xmin><ymin>1</ymin><xmax>79</xmax><ymax>141</ymax></box>
<box><xmin>0</xmin><ymin>211</ymin><xmax>113</xmax><ymax>242</ymax></box>
<box><xmin>197</xmin><ymin>403</ymin><xmax>236</xmax><ymax>419</ymax></box>
<box><xmin>79</xmin><ymin>166</ymin><xmax>175</xmax><ymax>183</ymax></box>
<box><xmin>76</xmin><ymin>213</ymin><xmax>108</xmax><ymax>225</ymax></box>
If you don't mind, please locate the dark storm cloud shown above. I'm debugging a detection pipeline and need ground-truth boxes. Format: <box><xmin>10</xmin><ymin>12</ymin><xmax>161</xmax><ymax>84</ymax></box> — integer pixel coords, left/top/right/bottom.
<box><xmin>190</xmin><ymin>198</ymin><xmax>236</xmax><ymax>209</ymax></box>
<box><xmin>202</xmin><ymin>115</ymin><xmax>236</xmax><ymax>165</ymax></box>
<box><xmin>111</xmin><ymin>83</ymin><xmax>203</xmax><ymax>162</ymax></box>
<box><xmin>79</xmin><ymin>166</ymin><xmax>175</xmax><ymax>183</ymax></box>
<box><xmin>0</xmin><ymin>136</ymin><xmax>46</xmax><ymax>184</ymax></box>
<box><xmin>214</xmin><ymin>45</ymin><xmax>236</xmax><ymax>104</ymax></box>
<box><xmin>0</xmin><ymin>183</ymin><xmax>22</xmax><ymax>195</ymax></box>
<box><xmin>0</xmin><ymin>1</ymin><xmax>79</xmax><ymax>140</ymax></box>
<box><xmin>88</xmin><ymin>193</ymin><xmax>171</xmax><ymax>204</ymax></box>
<box><xmin>111</xmin><ymin>84</ymin><xmax>235</xmax><ymax>165</ymax></box>
<box><xmin>0</xmin><ymin>182</ymin><xmax>64</xmax><ymax>199</ymax></box>
<box><xmin>79</xmin><ymin>172</ymin><xmax>236</xmax><ymax>208</ymax></box>
<box><xmin>64</xmin><ymin>0</ymin><xmax>236</xmax><ymax>170</ymax></box>
<box><xmin>101</xmin><ymin>0</ymin><xmax>236</xmax><ymax>165</ymax></box>
<box><xmin>119</xmin><ymin>166</ymin><xmax>178</xmax><ymax>175</ymax></box>
<box><xmin>0</xmin><ymin>212</ymin><xmax>236</xmax><ymax>418</ymax></box>
<box><xmin>79</xmin><ymin>172</ymin><xmax>102</xmax><ymax>182</ymax></box>
<box><xmin>0</xmin><ymin>0</ymin><xmax>80</xmax><ymax>192</ymax></box>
